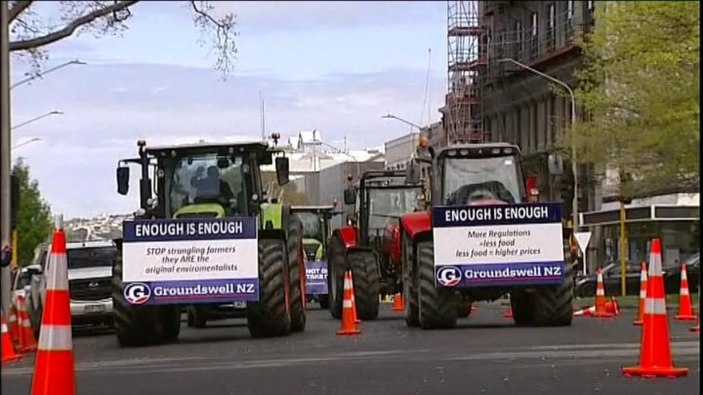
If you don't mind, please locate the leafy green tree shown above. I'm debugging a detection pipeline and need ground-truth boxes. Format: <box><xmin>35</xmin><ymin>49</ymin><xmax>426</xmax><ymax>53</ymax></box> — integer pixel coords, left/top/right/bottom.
<box><xmin>12</xmin><ymin>159</ymin><xmax>53</xmax><ymax>266</ymax></box>
<box><xmin>262</xmin><ymin>172</ymin><xmax>309</xmax><ymax>205</ymax></box>
<box><xmin>559</xmin><ymin>1</ymin><xmax>699</xmax><ymax>197</ymax></box>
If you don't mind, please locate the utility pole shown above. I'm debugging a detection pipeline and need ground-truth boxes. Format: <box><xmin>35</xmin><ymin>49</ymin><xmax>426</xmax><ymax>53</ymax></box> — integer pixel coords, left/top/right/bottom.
<box><xmin>1</xmin><ymin>4</ymin><xmax>13</xmax><ymax>316</ymax></box>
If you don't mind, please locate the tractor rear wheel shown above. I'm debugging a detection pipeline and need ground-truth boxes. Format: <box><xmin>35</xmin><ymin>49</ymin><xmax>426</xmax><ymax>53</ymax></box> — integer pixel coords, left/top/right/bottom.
<box><xmin>287</xmin><ymin>217</ymin><xmax>307</xmax><ymax>332</ymax></box>
<box><xmin>349</xmin><ymin>250</ymin><xmax>380</xmax><ymax>321</ymax></box>
<box><xmin>532</xmin><ymin>264</ymin><xmax>574</xmax><ymax>326</ymax></box>
<box><xmin>417</xmin><ymin>241</ymin><xmax>457</xmax><ymax>329</ymax></box>
<box><xmin>402</xmin><ymin>232</ymin><xmax>419</xmax><ymax>327</ymax></box>
<box><xmin>247</xmin><ymin>238</ymin><xmax>292</xmax><ymax>338</ymax></box>
<box><xmin>510</xmin><ymin>263</ymin><xmax>574</xmax><ymax>327</ymax></box>
<box><xmin>327</xmin><ymin>235</ymin><xmax>346</xmax><ymax>319</ymax></box>
<box><xmin>112</xmin><ymin>253</ymin><xmax>163</xmax><ymax>347</ymax></box>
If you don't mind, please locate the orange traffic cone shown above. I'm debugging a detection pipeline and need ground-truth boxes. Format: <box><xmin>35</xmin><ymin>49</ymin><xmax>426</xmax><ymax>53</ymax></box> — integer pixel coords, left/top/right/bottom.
<box><xmin>8</xmin><ymin>305</ymin><xmax>20</xmax><ymax>345</ymax></box>
<box><xmin>31</xmin><ymin>226</ymin><xmax>77</xmax><ymax>395</ymax></box>
<box><xmin>574</xmin><ymin>306</ymin><xmax>595</xmax><ymax>317</ymax></box>
<box><xmin>392</xmin><ymin>293</ymin><xmax>404</xmax><ymax>312</ymax></box>
<box><xmin>673</xmin><ymin>264</ymin><xmax>697</xmax><ymax>321</ymax></box>
<box><xmin>336</xmin><ymin>270</ymin><xmax>361</xmax><ymax>336</ymax></box>
<box><xmin>592</xmin><ymin>268</ymin><xmax>614</xmax><ymax>318</ymax></box>
<box><xmin>503</xmin><ymin>306</ymin><xmax>513</xmax><ymax>318</ymax></box>
<box><xmin>633</xmin><ymin>262</ymin><xmax>648</xmax><ymax>326</ymax></box>
<box><xmin>622</xmin><ymin>238</ymin><xmax>688</xmax><ymax>378</ymax></box>
<box><xmin>2</xmin><ymin>308</ymin><xmax>22</xmax><ymax>364</ymax></box>
<box><xmin>607</xmin><ymin>297</ymin><xmax>620</xmax><ymax>316</ymax></box>
<box><xmin>17</xmin><ymin>294</ymin><xmax>38</xmax><ymax>353</ymax></box>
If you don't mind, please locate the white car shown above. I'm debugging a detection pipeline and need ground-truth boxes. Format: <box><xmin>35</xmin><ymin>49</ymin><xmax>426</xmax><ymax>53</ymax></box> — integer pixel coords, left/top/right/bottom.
<box><xmin>27</xmin><ymin>240</ymin><xmax>117</xmax><ymax>335</ymax></box>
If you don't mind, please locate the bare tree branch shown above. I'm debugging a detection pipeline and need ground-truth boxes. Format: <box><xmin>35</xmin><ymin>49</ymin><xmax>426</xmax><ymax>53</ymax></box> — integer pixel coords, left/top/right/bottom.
<box><xmin>9</xmin><ymin>0</ymin><xmax>140</xmax><ymax>52</ymax></box>
<box><xmin>190</xmin><ymin>0</ymin><xmax>238</xmax><ymax>76</ymax></box>
<box><xmin>9</xmin><ymin>0</ymin><xmax>33</xmax><ymax>22</ymax></box>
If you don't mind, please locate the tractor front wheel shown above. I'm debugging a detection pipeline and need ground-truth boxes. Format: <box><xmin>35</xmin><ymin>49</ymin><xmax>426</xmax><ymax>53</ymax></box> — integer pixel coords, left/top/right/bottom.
<box><xmin>247</xmin><ymin>238</ymin><xmax>292</xmax><ymax>337</ymax></box>
<box><xmin>349</xmin><ymin>251</ymin><xmax>380</xmax><ymax>321</ymax></box>
<box><xmin>416</xmin><ymin>241</ymin><xmax>457</xmax><ymax>329</ymax></box>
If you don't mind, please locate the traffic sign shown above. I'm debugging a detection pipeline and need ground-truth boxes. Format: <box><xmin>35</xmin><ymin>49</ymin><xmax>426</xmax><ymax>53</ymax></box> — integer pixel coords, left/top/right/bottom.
<box><xmin>574</xmin><ymin>231</ymin><xmax>592</xmax><ymax>275</ymax></box>
<box><xmin>574</xmin><ymin>232</ymin><xmax>592</xmax><ymax>253</ymax></box>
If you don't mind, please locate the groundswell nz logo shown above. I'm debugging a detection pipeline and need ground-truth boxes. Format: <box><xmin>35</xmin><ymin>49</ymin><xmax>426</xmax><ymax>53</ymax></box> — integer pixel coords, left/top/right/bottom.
<box><xmin>436</xmin><ymin>266</ymin><xmax>462</xmax><ymax>287</ymax></box>
<box><xmin>124</xmin><ymin>282</ymin><xmax>152</xmax><ymax>305</ymax></box>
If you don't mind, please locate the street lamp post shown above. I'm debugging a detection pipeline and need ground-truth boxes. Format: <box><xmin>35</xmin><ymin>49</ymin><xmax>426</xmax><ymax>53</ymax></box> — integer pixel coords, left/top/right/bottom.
<box><xmin>0</xmin><ymin>3</ymin><xmax>12</xmax><ymax>319</ymax></box>
<box><xmin>498</xmin><ymin>58</ymin><xmax>579</xmax><ymax>231</ymax></box>
<box><xmin>11</xmin><ymin>60</ymin><xmax>86</xmax><ymax>90</ymax></box>
<box><xmin>382</xmin><ymin>114</ymin><xmax>423</xmax><ymax>165</ymax></box>
<box><xmin>12</xmin><ymin>110</ymin><xmax>63</xmax><ymax>130</ymax></box>
<box><xmin>382</xmin><ymin>114</ymin><xmax>423</xmax><ymax>130</ymax></box>
<box><xmin>13</xmin><ymin>137</ymin><xmax>42</xmax><ymax>150</ymax></box>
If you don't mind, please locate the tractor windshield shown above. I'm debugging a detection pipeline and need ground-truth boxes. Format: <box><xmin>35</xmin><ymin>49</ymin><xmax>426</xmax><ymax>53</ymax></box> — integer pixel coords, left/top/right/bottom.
<box><xmin>367</xmin><ymin>187</ymin><xmax>420</xmax><ymax>232</ymax></box>
<box><xmin>443</xmin><ymin>155</ymin><xmax>523</xmax><ymax>206</ymax></box>
<box><xmin>168</xmin><ymin>153</ymin><xmax>246</xmax><ymax>217</ymax></box>
<box><xmin>297</xmin><ymin>212</ymin><xmax>324</xmax><ymax>241</ymax></box>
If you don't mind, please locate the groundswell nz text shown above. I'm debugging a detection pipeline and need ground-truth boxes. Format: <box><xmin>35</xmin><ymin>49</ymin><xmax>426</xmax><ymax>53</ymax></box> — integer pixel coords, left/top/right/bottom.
<box><xmin>151</xmin><ymin>281</ymin><xmax>256</xmax><ymax>298</ymax></box>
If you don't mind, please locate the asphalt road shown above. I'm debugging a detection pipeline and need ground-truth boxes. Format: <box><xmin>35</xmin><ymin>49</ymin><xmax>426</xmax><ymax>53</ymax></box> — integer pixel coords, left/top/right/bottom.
<box><xmin>2</xmin><ymin>302</ymin><xmax>699</xmax><ymax>395</ymax></box>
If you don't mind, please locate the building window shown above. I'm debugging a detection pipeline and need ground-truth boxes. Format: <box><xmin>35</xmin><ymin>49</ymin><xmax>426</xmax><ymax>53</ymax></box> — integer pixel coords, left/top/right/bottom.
<box><xmin>515</xmin><ymin>106</ymin><xmax>522</xmax><ymax>147</ymax></box>
<box><xmin>588</xmin><ymin>0</ymin><xmax>595</xmax><ymax>11</ymax></box>
<box><xmin>532</xmin><ymin>102</ymin><xmax>538</xmax><ymax>150</ymax></box>
<box><xmin>515</xmin><ymin>20</ymin><xmax>524</xmax><ymax>58</ymax></box>
<box><xmin>547</xmin><ymin>4</ymin><xmax>555</xmax><ymax>30</ymax></box>
<box><xmin>567</xmin><ymin>0</ymin><xmax>574</xmax><ymax>18</ymax></box>
<box><xmin>549</xmin><ymin>95</ymin><xmax>557</xmax><ymax>144</ymax></box>
<box><xmin>531</xmin><ymin>12</ymin><xmax>538</xmax><ymax>37</ymax></box>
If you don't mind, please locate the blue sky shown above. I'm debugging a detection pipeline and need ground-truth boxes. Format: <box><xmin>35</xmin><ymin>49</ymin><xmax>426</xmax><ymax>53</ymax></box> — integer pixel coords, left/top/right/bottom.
<box><xmin>10</xmin><ymin>1</ymin><xmax>448</xmax><ymax>218</ymax></box>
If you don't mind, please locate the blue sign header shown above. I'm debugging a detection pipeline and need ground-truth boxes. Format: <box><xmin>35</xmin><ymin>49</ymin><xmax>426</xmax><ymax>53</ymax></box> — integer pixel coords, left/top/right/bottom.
<box><xmin>432</xmin><ymin>203</ymin><xmax>562</xmax><ymax>228</ymax></box>
<box><xmin>123</xmin><ymin>217</ymin><xmax>257</xmax><ymax>242</ymax></box>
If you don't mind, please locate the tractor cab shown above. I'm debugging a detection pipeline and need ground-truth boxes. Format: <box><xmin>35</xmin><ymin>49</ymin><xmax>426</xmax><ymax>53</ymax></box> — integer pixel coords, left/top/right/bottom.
<box><xmin>291</xmin><ymin>205</ymin><xmax>340</xmax><ymax>262</ymax></box>
<box><xmin>115</xmin><ymin>138</ymin><xmax>290</xmax><ymax>220</ymax></box>
<box><xmin>407</xmin><ymin>140</ymin><xmax>532</xmax><ymax>208</ymax></box>
<box><xmin>291</xmin><ymin>205</ymin><xmax>342</xmax><ymax>309</ymax></box>
<box><xmin>344</xmin><ymin>170</ymin><xmax>423</xmax><ymax>257</ymax></box>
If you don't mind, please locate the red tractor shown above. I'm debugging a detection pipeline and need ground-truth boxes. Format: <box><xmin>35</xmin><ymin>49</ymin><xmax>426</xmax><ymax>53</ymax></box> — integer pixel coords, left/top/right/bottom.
<box><xmin>326</xmin><ymin>170</ymin><xmax>423</xmax><ymax>320</ymax></box>
<box><xmin>399</xmin><ymin>139</ymin><xmax>574</xmax><ymax>329</ymax></box>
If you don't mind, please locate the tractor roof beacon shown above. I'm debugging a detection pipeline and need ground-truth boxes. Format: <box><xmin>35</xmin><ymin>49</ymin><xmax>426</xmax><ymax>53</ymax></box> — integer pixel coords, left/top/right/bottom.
<box><xmin>112</xmin><ymin>135</ymin><xmax>307</xmax><ymax>347</ymax></box>
<box><xmin>399</xmin><ymin>138</ymin><xmax>574</xmax><ymax>330</ymax></box>
<box><xmin>325</xmin><ymin>170</ymin><xmax>423</xmax><ymax>321</ymax></box>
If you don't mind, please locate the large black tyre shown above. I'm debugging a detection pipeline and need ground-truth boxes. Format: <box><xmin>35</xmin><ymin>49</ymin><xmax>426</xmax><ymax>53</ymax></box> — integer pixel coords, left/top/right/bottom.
<box><xmin>510</xmin><ymin>263</ymin><xmax>574</xmax><ymax>327</ymax></box>
<box><xmin>112</xmin><ymin>253</ymin><xmax>165</xmax><ymax>347</ymax></box>
<box><xmin>327</xmin><ymin>235</ymin><xmax>346</xmax><ymax>319</ymax></box>
<box><xmin>318</xmin><ymin>295</ymin><xmax>330</xmax><ymax>309</ymax></box>
<box><xmin>247</xmin><ymin>238</ymin><xmax>292</xmax><ymax>338</ymax></box>
<box><xmin>186</xmin><ymin>306</ymin><xmax>208</xmax><ymax>328</ymax></box>
<box><xmin>456</xmin><ymin>295</ymin><xmax>472</xmax><ymax>319</ymax></box>
<box><xmin>349</xmin><ymin>251</ymin><xmax>380</xmax><ymax>321</ymax></box>
<box><xmin>532</xmin><ymin>264</ymin><xmax>574</xmax><ymax>326</ymax></box>
<box><xmin>287</xmin><ymin>216</ymin><xmax>306</xmax><ymax>332</ymax></box>
<box><xmin>416</xmin><ymin>241</ymin><xmax>457</xmax><ymax>329</ymax></box>
<box><xmin>160</xmin><ymin>305</ymin><xmax>182</xmax><ymax>342</ymax></box>
<box><xmin>401</xmin><ymin>232</ymin><xmax>419</xmax><ymax>327</ymax></box>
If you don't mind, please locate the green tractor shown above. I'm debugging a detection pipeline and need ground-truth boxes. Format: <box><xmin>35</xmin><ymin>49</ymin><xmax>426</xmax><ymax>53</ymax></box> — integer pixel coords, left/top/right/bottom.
<box><xmin>112</xmin><ymin>136</ymin><xmax>306</xmax><ymax>347</ymax></box>
<box><xmin>290</xmin><ymin>205</ymin><xmax>342</xmax><ymax>309</ymax></box>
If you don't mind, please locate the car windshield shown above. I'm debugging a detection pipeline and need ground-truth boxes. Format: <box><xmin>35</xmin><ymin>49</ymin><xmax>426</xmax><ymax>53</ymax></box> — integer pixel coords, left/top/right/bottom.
<box><xmin>443</xmin><ymin>156</ymin><xmax>522</xmax><ymax>205</ymax></box>
<box><xmin>168</xmin><ymin>153</ymin><xmax>245</xmax><ymax>216</ymax></box>
<box><xmin>367</xmin><ymin>187</ymin><xmax>420</xmax><ymax>231</ymax></box>
<box><xmin>297</xmin><ymin>212</ymin><xmax>324</xmax><ymax>241</ymax></box>
<box><xmin>67</xmin><ymin>247</ymin><xmax>116</xmax><ymax>270</ymax></box>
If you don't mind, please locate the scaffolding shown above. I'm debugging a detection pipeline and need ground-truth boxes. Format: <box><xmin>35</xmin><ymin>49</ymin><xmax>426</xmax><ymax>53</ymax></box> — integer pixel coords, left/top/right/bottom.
<box><xmin>443</xmin><ymin>1</ymin><xmax>490</xmax><ymax>146</ymax></box>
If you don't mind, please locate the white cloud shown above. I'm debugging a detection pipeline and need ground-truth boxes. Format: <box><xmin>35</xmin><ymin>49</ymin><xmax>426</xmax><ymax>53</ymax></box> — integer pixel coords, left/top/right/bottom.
<box><xmin>12</xmin><ymin>62</ymin><xmax>445</xmax><ymax>218</ymax></box>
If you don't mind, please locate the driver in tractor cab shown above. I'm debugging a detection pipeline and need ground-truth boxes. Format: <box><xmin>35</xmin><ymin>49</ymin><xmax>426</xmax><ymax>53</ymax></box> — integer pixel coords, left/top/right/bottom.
<box><xmin>191</xmin><ymin>165</ymin><xmax>235</xmax><ymax>207</ymax></box>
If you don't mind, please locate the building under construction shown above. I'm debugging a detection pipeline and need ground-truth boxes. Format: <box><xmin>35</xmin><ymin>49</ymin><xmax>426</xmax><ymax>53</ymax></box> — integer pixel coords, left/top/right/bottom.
<box><xmin>440</xmin><ymin>1</ymin><xmax>597</xmax><ymax>213</ymax></box>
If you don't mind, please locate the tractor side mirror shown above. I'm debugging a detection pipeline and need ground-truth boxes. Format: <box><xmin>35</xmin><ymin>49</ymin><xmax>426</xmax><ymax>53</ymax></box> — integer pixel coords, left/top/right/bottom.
<box><xmin>405</xmin><ymin>161</ymin><xmax>421</xmax><ymax>184</ymax></box>
<box><xmin>343</xmin><ymin>188</ymin><xmax>356</xmax><ymax>205</ymax></box>
<box><xmin>275</xmin><ymin>157</ymin><xmax>290</xmax><ymax>185</ymax></box>
<box><xmin>117</xmin><ymin>166</ymin><xmax>130</xmax><ymax>195</ymax></box>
